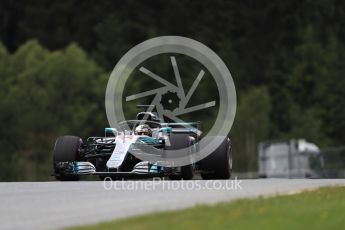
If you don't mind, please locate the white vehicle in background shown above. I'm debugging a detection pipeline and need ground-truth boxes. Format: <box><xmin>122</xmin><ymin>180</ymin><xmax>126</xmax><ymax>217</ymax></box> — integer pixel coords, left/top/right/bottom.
<box><xmin>258</xmin><ymin>139</ymin><xmax>324</xmax><ymax>178</ymax></box>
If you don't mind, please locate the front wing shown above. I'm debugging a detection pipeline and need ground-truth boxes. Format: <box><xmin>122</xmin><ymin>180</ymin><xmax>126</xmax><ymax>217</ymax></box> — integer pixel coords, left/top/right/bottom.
<box><xmin>54</xmin><ymin>161</ymin><xmax>167</xmax><ymax>178</ymax></box>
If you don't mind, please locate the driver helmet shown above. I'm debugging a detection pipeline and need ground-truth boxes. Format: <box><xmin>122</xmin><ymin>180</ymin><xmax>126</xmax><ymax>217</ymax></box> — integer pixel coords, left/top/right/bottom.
<box><xmin>135</xmin><ymin>124</ymin><xmax>151</xmax><ymax>136</ymax></box>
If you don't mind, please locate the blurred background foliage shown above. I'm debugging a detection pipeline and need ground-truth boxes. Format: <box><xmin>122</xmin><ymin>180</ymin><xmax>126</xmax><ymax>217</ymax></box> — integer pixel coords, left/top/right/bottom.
<box><xmin>0</xmin><ymin>0</ymin><xmax>344</xmax><ymax>180</ymax></box>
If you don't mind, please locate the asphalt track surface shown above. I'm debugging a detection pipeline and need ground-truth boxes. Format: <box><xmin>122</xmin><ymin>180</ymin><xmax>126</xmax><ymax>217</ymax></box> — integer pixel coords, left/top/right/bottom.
<box><xmin>0</xmin><ymin>179</ymin><xmax>344</xmax><ymax>230</ymax></box>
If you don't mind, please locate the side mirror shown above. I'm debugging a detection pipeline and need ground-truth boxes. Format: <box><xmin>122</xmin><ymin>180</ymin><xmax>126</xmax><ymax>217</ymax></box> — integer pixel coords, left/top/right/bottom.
<box><xmin>105</xmin><ymin>128</ymin><xmax>118</xmax><ymax>137</ymax></box>
<box><xmin>159</xmin><ymin>127</ymin><xmax>172</xmax><ymax>134</ymax></box>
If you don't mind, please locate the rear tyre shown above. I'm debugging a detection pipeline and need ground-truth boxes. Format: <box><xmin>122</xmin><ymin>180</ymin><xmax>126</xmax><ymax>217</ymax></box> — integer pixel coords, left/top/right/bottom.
<box><xmin>200</xmin><ymin>137</ymin><xmax>232</xmax><ymax>180</ymax></box>
<box><xmin>53</xmin><ymin>135</ymin><xmax>82</xmax><ymax>181</ymax></box>
<box><xmin>166</xmin><ymin>134</ymin><xmax>194</xmax><ymax>180</ymax></box>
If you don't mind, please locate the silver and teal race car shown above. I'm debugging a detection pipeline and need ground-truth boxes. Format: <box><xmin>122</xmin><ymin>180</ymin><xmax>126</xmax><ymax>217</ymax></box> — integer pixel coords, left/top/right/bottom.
<box><xmin>52</xmin><ymin>108</ymin><xmax>232</xmax><ymax>181</ymax></box>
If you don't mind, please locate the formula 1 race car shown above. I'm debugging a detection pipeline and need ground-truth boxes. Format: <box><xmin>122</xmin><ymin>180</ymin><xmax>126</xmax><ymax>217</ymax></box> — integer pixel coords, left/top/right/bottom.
<box><xmin>52</xmin><ymin>106</ymin><xmax>232</xmax><ymax>181</ymax></box>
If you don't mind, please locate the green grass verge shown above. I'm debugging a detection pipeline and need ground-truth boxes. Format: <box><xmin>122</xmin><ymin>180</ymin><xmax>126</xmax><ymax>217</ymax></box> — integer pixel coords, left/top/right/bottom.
<box><xmin>68</xmin><ymin>186</ymin><xmax>345</xmax><ymax>230</ymax></box>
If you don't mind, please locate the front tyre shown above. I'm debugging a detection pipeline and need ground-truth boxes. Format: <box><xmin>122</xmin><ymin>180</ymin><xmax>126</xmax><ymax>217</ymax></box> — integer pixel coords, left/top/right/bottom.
<box><xmin>200</xmin><ymin>137</ymin><xmax>232</xmax><ymax>180</ymax></box>
<box><xmin>53</xmin><ymin>135</ymin><xmax>82</xmax><ymax>181</ymax></box>
<box><xmin>166</xmin><ymin>134</ymin><xmax>194</xmax><ymax>180</ymax></box>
